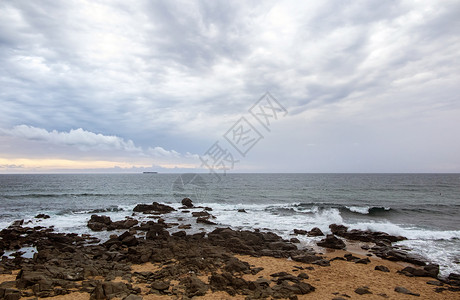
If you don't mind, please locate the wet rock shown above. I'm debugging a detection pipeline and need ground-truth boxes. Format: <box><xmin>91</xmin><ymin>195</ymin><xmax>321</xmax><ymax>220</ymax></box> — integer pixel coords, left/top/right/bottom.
<box><xmin>133</xmin><ymin>202</ymin><xmax>175</xmax><ymax>214</ymax></box>
<box><xmin>88</xmin><ymin>215</ymin><xmax>112</xmax><ymax>231</ymax></box>
<box><xmin>109</xmin><ymin>218</ymin><xmax>139</xmax><ymax>230</ymax></box>
<box><xmin>329</xmin><ymin>224</ymin><xmax>405</xmax><ymax>243</ymax></box>
<box><xmin>290</xmin><ymin>238</ymin><xmax>300</xmax><ymax>243</ymax></box>
<box><xmin>398</xmin><ymin>266</ymin><xmax>436</xmax><ymax>278</ymax></box>
<box><xmin>237</xmin><ymin>209</ymin><xmax>247</xmax><ymax>213</ymax></box>
<box><xmin>355</xmin><ymin>286</ymin><xmax>372</xmax><ymax>295</ymax></box>
<box><xmin>181</xmin><ymin>197</ymin><xmax>193</xmax><ymax>208</ymax></box>
<box><xmin>172</xmin><ymin>231</ymin><xmax>186</xmax><ymax>237</ymax></box>
<box><xmin>307</xmin><ymin>227</ymin><xmax>324</xmax><ymax>236</ymax></box>
<box><xmin>192</xmin><ymin>211</ymin><xmax>211</xmax><ymax>218</ymax></box>
<box><xmin>317</xmin><ymin>234</ymin><xmax>346</xmax><ymax>250</ymax></box>
<box><xmin>10</xmin><ymin>220</ymin><xmax>24</xmax><ymax>227</ymax></box>
<box><xmin>374</xmin><ymin>265</ymin><xmax>390</xmax><ymax>272</ymax></box>
<box><xmin>394</xmin><ymin>286</ymin><xmax>420</xmax><ymax>296</ymax></box>
<box><xmin>35</xmin><ymin>214</ymin><xmax>50</xmax><ymax>219</ymax></box>
<box><xmin>293</xmin><ymin>229</ymin><xmax>307</xmax><ymax>235</ymax></box>
<box><xmin>196</xmin><ymin>217</ymin><xmax>217</xmax><ymax>225</ymax></box>
<box><xmin>177</xmin><ymin>224</ymin><xmax>191</xmax><ymax>229</ymax></box>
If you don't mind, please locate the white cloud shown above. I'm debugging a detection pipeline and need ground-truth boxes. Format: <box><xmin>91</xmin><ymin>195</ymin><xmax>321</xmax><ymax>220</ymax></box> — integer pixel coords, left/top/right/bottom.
<box><xmin>1</xmin><ymin>125</ymin><xmax>141</xmax><ymax>152</ymax></box>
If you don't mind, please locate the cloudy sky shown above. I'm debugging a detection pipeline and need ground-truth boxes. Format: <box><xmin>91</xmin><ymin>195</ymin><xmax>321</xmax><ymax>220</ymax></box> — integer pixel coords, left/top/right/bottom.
<box><xmin>0</xmin><ymin>0</ymin><xmax>459</xmax><ymax>173</ymax></box>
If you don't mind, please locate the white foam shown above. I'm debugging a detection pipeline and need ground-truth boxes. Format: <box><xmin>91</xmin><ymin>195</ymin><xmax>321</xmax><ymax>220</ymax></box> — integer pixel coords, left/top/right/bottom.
<box><xmin>346</xmin><ymin>206</ymin><xmax>370</xmax><ymax>214</ymax></box>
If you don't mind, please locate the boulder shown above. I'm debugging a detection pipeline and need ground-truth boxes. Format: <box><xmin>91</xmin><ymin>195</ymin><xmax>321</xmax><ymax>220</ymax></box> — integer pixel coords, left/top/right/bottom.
<box><xmin>133</xmin><ymin>202</ymin><xmax>175</xmax><ymax>214</ymax></box>
<box><xmin>317</xmin><ymin>234</ymin><xmax>346</xmax><ymax>249</ymax></box>
<box><xmin>375</xmin><ymin>265</ymin><xmax>390</xmax><ymax>272</ymax></box>
<box><xmin>181</xmin><ymin>197</ymin><xmax>193</xmax><ymax>208</ymax></box>
<box><xmin>307</xmin><ymin>227</ymin><xmax>324</xmax><ymax>236</ymax></box>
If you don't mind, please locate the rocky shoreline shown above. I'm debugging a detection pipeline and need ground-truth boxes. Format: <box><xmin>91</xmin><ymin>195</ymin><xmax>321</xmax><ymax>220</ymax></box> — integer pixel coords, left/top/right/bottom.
<box><xmin>0</xmin><ymin>199</ymin><xmax>459</xmax><ymax>299</ymax></box>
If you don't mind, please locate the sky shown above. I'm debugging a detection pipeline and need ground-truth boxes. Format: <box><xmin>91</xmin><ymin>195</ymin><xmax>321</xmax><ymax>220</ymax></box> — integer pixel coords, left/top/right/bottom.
<box><xmin>0</xmin><ymin>0</ymin><xmax>459</xmax><ymax>173</ymax></box>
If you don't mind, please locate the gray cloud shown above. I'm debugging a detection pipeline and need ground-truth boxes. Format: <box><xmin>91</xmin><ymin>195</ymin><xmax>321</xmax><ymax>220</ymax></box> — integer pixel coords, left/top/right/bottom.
<box><xmin>0</xmin><ymin>0</ymin><xmax>459</xmax><ymax>172</ymax></box>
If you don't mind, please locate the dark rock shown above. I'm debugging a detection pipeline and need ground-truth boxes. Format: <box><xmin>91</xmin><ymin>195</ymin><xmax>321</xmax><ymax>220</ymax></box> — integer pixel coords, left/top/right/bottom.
<box><xmin>293</xmin><ymin>229</ymin><xmax>307</xmax><ymax>235</ymax></box>
<box><xmin>291</xmin><ymin>254</ymin><xmax>323</xmax><ymax>264</ymax></box>
<box><xmin>398</xmin><ymin>266</ymin><xmax>434</xmax><ymax>278</ymax></box>
<box><xmin>196</xmin><ymin>217</ymin><xmax>217</xmax><ymax>225</ymax></box>
<box><xmin>297</xmin><ymin>273</ymin><xmax>309</xmax><ymax>279</ymax></box>
<box><xmin>307</xmin><ymin>227</ymin><xmax>324</xmax><ymax>236</ymax></box>
<box><xmin>394</xmin><ymin>286</ymin><xmax>420</xmax><ymax>296</ymax></box>
<box><xmin>180</xmin><ymin>275</ymin><xmax>208</xmax><ymax>297</ymax></box>
<box><xmin>448</xmin><ymin>273</ymin><xmax>460</xmax><ymax>281</ymax></box>
<box><xmin>151</xmin><ymin>281</ymin><xmax>170</xmax><ymax>291</ymax></box>
<box><xmin>313</xmin><ymin>259</ymin><xmax>330</xmax><ymax>267</ymax></box>
<box><xmin>192</xmin><ymin>211</ymin><xmax>211</xmax><ymax>218</ymax></box>
<box><xmin>224</xmin><ymin>257</ymin><xmax>251</xmax><ymax>273</ymax></box>
<box><xmin>374</xmin><ymin>265</ymin><xmax>390</xmax><ymax>272</ymax></box>
<box><xmin>237</xmin><ymin>209</ymin><xmax>247</xmax><ymax>213</ymax></box>
<box><xmin>88</xmin><ymin>215</ymin><xmax>112</xmax><ymax>231</ymax></box>
<box><xmin>290</xmin><ymin>238</ymin><xmax>300</xmax><ymax>243</ymax></box>
<box><xmin>123</xmin><ymin>295</ymin><xmax>143</xmax><ymax>300</ymax></box>
<box><xmin>172</xmin><ymin>231</ymin><xmax>186</xmax><ymax>237</ymax></box>
<box><xmin>355</xmin><ymin>286</ymin><xmax>372</xmax><ymax>295</ymax></box>
<box><xmin>133</xmin><ymin>202</ymin><xmax>175</xmax><ymax>214</ymax></box>
<box><xmin>35</xmin><ymin>214</ymin><xmax>50</xmax><ymax>219</ymax></box>
<box><xmin>426</xmin><ymin>280</ymin><xmax>443</xmax><ymax>286</ymax></box>
<box><xmin>11</xmin><ymin>220</ymin><xmax>24</xmax><ymax>227</ymax></box>
<box><xmin>181</xmin><ymin>197</ymin><xmax>193</xmax><ymax>208</ymax></box>
<box><xmin>355</xmin><ymin>258</ymin><xmax>370</xmax><ymax>264</ymax></box>
<box><xmin>423</xmin><ymin>264</ymin><xmax>439</xmax><ymax>278</ymax></box>
<box><xmin>317</xmin><ymin>234</ymin><xmax>346</xmax><ymax>249</ymax></box>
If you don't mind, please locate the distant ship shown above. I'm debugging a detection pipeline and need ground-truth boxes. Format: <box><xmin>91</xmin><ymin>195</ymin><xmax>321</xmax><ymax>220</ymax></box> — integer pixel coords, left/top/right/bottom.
<box><xmin>143</xmin><ymin>171</ymin><xmax>158</xmax><ymax>174</ymax></box>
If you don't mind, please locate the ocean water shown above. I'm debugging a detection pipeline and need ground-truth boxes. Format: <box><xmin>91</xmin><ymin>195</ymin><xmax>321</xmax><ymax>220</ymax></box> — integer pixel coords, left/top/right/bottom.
<box><xmin>0</xmin><ymin>173</ymin><xmax>459</xmax><ymax>277</ymax></box>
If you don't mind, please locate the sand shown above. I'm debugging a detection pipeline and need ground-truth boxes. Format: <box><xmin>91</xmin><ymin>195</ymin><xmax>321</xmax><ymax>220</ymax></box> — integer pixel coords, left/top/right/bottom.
<box><xmin>3</xmin><ymin>249</ymin><xmax>458</xmax><ymax>299</ymax></box>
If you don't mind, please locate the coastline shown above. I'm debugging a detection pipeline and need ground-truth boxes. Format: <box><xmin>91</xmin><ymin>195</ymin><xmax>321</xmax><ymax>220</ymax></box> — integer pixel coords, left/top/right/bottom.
<box><xmin>1</xmin><ymin>200</ymin><xmax>459</xmax><ymax>299</ymax></box>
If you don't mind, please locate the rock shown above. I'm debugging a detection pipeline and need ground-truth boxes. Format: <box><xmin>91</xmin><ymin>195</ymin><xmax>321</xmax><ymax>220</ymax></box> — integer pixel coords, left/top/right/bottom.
<box><xmin>355</xmin><ymin>286</ymin><xmax>372</xmax><ymax>295</ymax></box>
<box><xmin>172</xmin><ymin>231</ymin><xmax>186</xmax><ymax>237</ymax></box>
<box><xmin>196</xmin><ymin>217</ymin><xmax>217</xmax><ymax>225</ymax></box>
<box><xmin>426</xmin><ymin>280</ymin><xmax>443</xmax><ymax>286</ymax></box>
<box><xmin>133</xmin><ymin>202</ymin><xmax>175</xmax><ymax>214</ymax></box>
<box><xmin>297</xmin><ymin>273</ymin><xmax>309</xmax><ymax>279</ymax></box>
<box><xmin>225</xmin><ymin>257</ymin><xmax>251</xmax><ymax>273</ymax></box>
<box><xmin>307</xmin><ymin>227</ymin><xmax>324</xmax><ymax>236</ymax></box>
<box><xmin>317</xmin><ymin>234</ymin><xmax>346</xmax><ymax>249</ymax></box>
<box><xmin>35</xmin><ymin>214</ymin><xmax>50</xmax><ymax>219</ymax></box>
<box><xmin>423</xmin><ymin>264</ymin><xmax>439</xmax><ymax>278</ymax></box>
<box><xmin>355</xmin><ymin>258</ymin><xmax>370</xmax><ymax>264</ymax></box>
<box><xmin>293</xmin><ymin>229</ymin><xmax>308</xmax><ymax>235</ymax></box>
<box><xmin>394</xmin><ymin>286</ymin><xmax>420</xmax><ymax>296</ymax></box>
<box><xmin>178</xmin><ymin>224</ymin><xmax>191</xmax><ymax>229</ymax></box>
<box><xmin>110</xmin><ymin>218</ymin><xmax>139</xmax><ymax>230</ymax></box>
<box><xmin>151</xmin><ymin>281</ymin><xmax>170</xmax><ymax>291</ymax></box>
<box><xmin>374</xmin><ymin>265</ymin><xmax>390</xmax><ymax>272</ymax></box>
<box><xmin>237</xmin><ymin>209</ymin><xmax>247</xmax><ymax>213</ymax></box>
<box><xmin>398</xmin><ymin>266</ymin><xmax>434</xmax><ymax>278</ymax></box>
<box><xmin>291</xmin><ymin>254</ymin><xmax>323</xmax><ymax>264</ymax></box>
<box><xmin>87</xmin><ymin>215</ymin><xmax>112</xmax><ymax>231</ymax></box>
<box><xmin>329</xmin><ymin>224</ymin><xmax>405</xmax><ymax>243</ymax></box>
<box><xmin>192</xmin><ymin>211</ymin><xmax>211</xmax><ymax>218</ymax></box>
<box><xmin>180</xmin><ymin>275</ymin><xmax>208</xmax><ymax>297</ymax></box>
<box><xmin>181</xmin><ymin>197</ymin><xmax>193</xmax><ymax>208</ymax></box>
<box><xmin>123</xmin><ymin>295</ymin><xmax>143</xmax><ymax>300</ymax></box>
<box><xmin>448</xmin><ymin>273</ymin><xmax>460</xmax><ymax>281</ymax></box>
<box><xmin>290</xmin><ymin>238</ymin><xmax>300</xmax><ymax>243</ymax></box>
<box><xmin>10</xmin><ymin>220</ymin><xmax>24</xmax><ymax>227</ymax></box>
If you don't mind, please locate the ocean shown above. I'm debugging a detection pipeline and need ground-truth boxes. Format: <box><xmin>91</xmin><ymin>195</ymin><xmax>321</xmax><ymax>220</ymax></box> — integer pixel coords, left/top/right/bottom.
<box><xmin>0</xmin><ymin>173</ymin><xmax>459</xmax><ymax>277</ymax></box>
